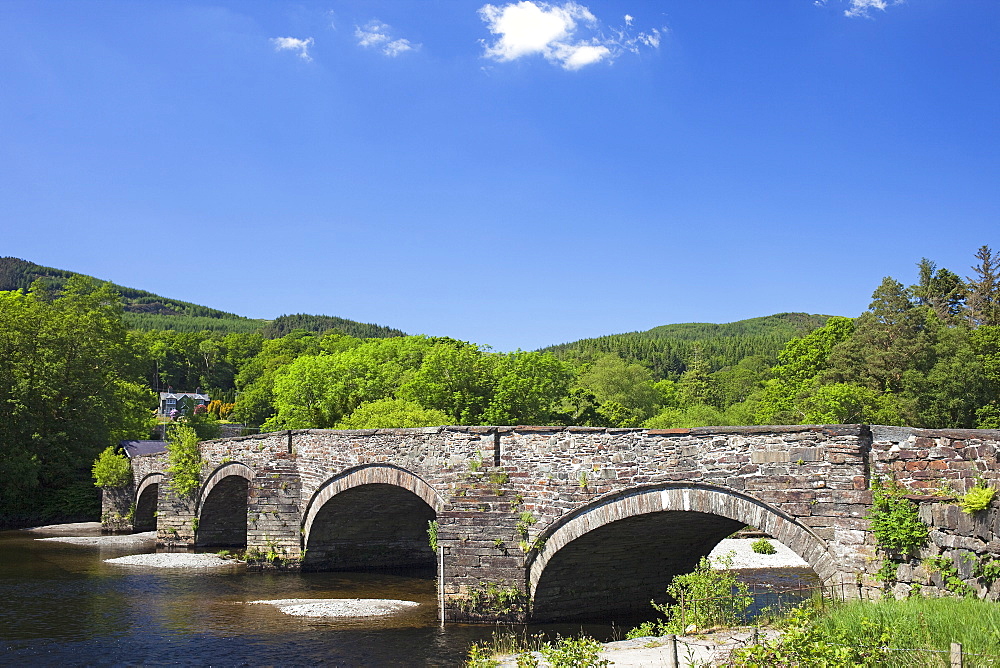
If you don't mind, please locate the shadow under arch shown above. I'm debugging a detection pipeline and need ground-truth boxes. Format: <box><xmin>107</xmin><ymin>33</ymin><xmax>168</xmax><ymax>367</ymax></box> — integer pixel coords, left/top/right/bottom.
<box><xmin>196</xmin><ymin>462</ymin><xmax>253</xmax><ymax>548</ymax></box>
<box><xmin>134</xmin><ymin>473</ymin><xmax>164</xmax><ymax>532</ymax></box>
<box><xmin>527</xmin><ymin>483</ymin><xmax>837</xmax><ymax>622</ymax></box>
<box><xmin>301</xmin><ymin>464</ymin><xmax>445</xmax><ymax>572</ymax></box>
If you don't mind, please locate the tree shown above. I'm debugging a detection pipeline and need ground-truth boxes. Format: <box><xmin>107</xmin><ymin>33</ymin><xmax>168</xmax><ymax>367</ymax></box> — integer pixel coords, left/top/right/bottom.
<box><xmin>824</xmin><ymin>278</ymin><xmax>932</xmax><ymax>397</ymax></box>
<box><xmin>398</xmin><ymin>341</ymin><xmax>492</xmax><ymax>424</ymax></box>
<box><xmin>336</xmin><ymin>398</ymin><xmax>450</xmax><ymax>429</ymax></box>
<box><xmin>481</xmin><ymin>351</ymin><xmax>572</xmax><ymax>426</ymax></box>
<box><xmin>0</xmin><ymin>277</ymin><xmax>153</xmax><ymax>522</ymax></box>
<box><xmin>677</xmin><ymin>344</ymin><xmax>713</xmax><ymax>407</ymax></box>
<box><xmin>967</xmin><ymin>245</ymin><xmax>1000</xmax><ymax>327</ymax></box>
<box><xmin>165</xmin><ymin>424</ymin><xmax>201</xmax><ymax>497</ymax></box>
<box><xmin>574</xmin><ymin>354</ymin><xmax>660</xmax><ymax>427</ymax></box>
<box><xmin>92</xmin><ymin>446</ymin><xmax>131</xmax><ymax>489</ymax></box>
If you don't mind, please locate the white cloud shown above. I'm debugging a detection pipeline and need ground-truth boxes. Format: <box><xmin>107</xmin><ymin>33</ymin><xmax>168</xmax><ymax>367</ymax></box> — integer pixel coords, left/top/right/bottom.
<box><xmin>478</xmin><ymin>2</ymin><xmax>661</xmax><ymax>70</ymax></box>
<box><xmin>270</xmin><ymin>36</ymin><xmax>314</xmax><ymax>62</ymax></box>
<box><xmin>355</xmin><ymin>20</ymin><xmax>417</xmax><ymax>56</ymax></box>
<box><xmin>814</xmin><ymin>0</ymin><xmax>904</xmax><ymax>19</ymax></box>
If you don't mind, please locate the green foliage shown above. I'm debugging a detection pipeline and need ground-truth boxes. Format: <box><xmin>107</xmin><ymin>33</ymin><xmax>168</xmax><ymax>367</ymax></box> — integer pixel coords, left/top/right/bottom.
<box><xmin>258</xmin><ymin>313</ymin><xmax>405</xmax><ymax>340</ymax></box>
<box><xmin>481</xmin><ymin>351</ymin><xmax>573</xmax><ymax>426</ymax></box>
<box><xmin>628</xmin><ymin>554</ymin><xmax>752</xmax><ymax>636</ymax></box>
<box><xmin>866</xmin><ymin>478</ymin><xmax>928</xmax><ymax>555</ymax></box>
<box><xmin>544</xmin><ymin>313</ymin><xmax>830</xmax><ymax>381</ymax></box>
<box><xmin>165</xmin><ymin>424</ymin><xmax>201</xmax><ymax>498</ymax></box>
<box><xmin>336</xmin><ymin>398</ymin><xmax>450</xmax><ymax>429</ymax></box>
<box><xmin>751</xmin><ymin>538</ymin><xmax>776</xmax><ymax>555</ymax></box>
<box><xmin>923</xmin><ymin>556</ymin><xmax>976</xmax><ymax>597</ymax></box>
<box><xmin>92</xmin><ymin>446</ymin><xmax>131</xmax><ymax>489</ymax></box>
<box><xmin>959</xmin><ymin>480</ymin><xmax>996</xmax><ymax>514</ymax></box>
<box><xmin>124</xmin><ymin>313</ymin><xmax>264</xmax><ymax>334</ymax></box>
<box><xmin>427</xmin><ymin>520</ymin><xmax>439</xmax><ymax>552</ymax></box>
<box><xmin>461</xmin><ymin>581</ymin><xmax>527</xmax><ymax>618</ymax></box>
<box><xmin>735</xmin><ymin>596</ymin><xmax>1000</xmax><ymax>666</ymax></box>
<box><xmin>0</xmin><ymin>276</ymin><xmax>154</xmax><ymax>523</ymax></box>
<box><xmin>535</xmin><ymin>636</ymin><xmax>610</xmax><ymax>668</ymax></box>
<box><xmin>574</xmin><ymin>354</ymin><xmax>659</xmax><ymax>426</ymax></box>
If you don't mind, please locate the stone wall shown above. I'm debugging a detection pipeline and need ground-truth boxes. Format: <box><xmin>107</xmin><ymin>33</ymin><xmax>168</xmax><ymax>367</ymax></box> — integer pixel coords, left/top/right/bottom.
<box><xmin>869</xmin><ymin>426</ymin><xmax>1000</xmax><ymax>598</ymax></box>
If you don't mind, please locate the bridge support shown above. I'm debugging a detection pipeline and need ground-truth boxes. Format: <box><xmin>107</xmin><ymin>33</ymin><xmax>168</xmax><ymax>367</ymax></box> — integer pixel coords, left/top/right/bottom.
<box><xmin>246</xmin><ymin>459</ymin><xmax>302</xmax><ymax>568</ymax></box>
<box><xmin>100</xmin><ymin>484</ymin><xmax>135</xmax><ymax>533</ymax></box>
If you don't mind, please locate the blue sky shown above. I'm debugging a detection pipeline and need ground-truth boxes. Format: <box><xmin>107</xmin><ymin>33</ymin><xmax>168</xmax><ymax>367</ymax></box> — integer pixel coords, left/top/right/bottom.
<box><xmin>1</xmin><ymin>1</ymin><xmax>997</xmax><ymax>351</ymax></box>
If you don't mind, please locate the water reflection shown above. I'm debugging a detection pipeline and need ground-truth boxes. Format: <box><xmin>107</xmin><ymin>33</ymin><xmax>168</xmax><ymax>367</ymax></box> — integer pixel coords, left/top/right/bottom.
<box><xmin>0</xmin><ymin>526</ymin><xmax>820</xmax><ymax>666</ymax></box>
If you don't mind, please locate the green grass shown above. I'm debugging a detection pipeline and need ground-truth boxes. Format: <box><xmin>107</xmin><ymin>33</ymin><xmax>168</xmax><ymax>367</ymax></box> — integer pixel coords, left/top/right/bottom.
<box><xmin>814</xmin><ymin>597</ymin><xmax>1000</xmax><ymax>661</ymax></box>
<box><xmin>735</xmin><ymin>596</ymin><xmax>1000</xmax><ymax>667</ymax></box>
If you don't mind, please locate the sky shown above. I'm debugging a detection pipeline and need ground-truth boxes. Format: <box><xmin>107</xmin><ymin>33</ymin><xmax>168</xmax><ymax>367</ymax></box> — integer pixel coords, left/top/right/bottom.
<box><xmin>1</xmin><ymin>1</ymin><xmax>998</xmax><ymax>351</ymax></box>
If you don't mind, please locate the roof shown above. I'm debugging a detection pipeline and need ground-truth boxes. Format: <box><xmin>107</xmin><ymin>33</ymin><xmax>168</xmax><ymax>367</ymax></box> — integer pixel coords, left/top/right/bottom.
<box><xmin>159</xmin><ymin>392</ymin><xmax>210</xmax><ymax>400</ymax></box>
<box><xmin>120</xmin><ymin>440</ymin><xmax>168</xmax><ymax>458</ymax></box>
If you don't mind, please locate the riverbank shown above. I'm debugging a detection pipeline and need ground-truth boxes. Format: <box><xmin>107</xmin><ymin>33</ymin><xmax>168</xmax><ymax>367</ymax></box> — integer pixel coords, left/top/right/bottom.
<box><xmin>496</xmin><ymin>630</ymin><xmax>782</xmax><ymax>667</ymax></box>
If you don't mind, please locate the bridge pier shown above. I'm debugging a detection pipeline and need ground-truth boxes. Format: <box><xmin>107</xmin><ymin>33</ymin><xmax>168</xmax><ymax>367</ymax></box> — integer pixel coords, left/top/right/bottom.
<box><xmin>246</xmin><ymin>461</ymin><xmax>302</xmax><ymax>568</ymax></box>
<box><xmin>100</xmin><ymin>483</ymin><xmax>135</xmax><ymax>533</ymax></box>
<box><xmin>156</xmin><ymin>477</ymin><xmax>196</xmax><ymax>547</ymax></box>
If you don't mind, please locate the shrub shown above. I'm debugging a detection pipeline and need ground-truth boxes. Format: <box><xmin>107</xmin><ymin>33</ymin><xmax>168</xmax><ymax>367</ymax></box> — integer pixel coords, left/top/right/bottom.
<box><xmin>866</xmin><ymin>478</ymin><xmax>928</xmax><ymax>554</ymax></box>
<box><xmin>536</xmin><ymin>635</ymin><xmax>609</xmax><ymax>667</ymax></box>
<box><xmin>92</xmin><ymin>446</ymin><xmax>131</xmax><ymax>488</ymax></box>
<box><xmin>166</xmin><ymin>424</ymin><xmax>201</xmax><ymax>497</ymax></box>
<box><xmin>751</xmin><ymin>538</ymin><xmax>777</xmax><ymax>555</ymax></box>
<box><xmin>959</xmin><ymin>481</ymin><xmax>996</xmax><ymax>514</ymax></box>
<box><xmin>627</xmin><ymin>553</ymin><xmax>751</xmax><ymax>637</ymax></box>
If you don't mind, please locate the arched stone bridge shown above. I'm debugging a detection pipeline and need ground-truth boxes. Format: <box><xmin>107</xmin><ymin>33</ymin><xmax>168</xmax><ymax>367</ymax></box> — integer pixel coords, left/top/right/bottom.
<box><xmin>107</xmin><ymin>424</ymin><xmax>1000</xmax><ymax>622</ymax></box>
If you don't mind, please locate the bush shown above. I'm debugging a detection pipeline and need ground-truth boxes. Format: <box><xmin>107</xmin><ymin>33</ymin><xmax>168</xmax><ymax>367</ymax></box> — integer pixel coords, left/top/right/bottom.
<box><xmin>866</xmin><ymin>478</ymin><xmax>928</xmax><ymax>554</ymax></box>
<box><xmin>959</xmin><ymin>481</ymin><xmax>996</xmax><ymax>514</ymax></box>
<box><xmin>627</xmin><ymin>553</ymin><xmax>751</xmax><ymax>637</ymax></box>
<box><xmin>536</xmin><ymin>636</ymin><xmax>609</xmax><ymax>667</ymax></box>
<box><xmin>166</xmin><ymin>424</ymin><xmax>201</xmax><ymax>497</ymax></box>
<box><xmin>92</xmin><ymin>446</ymin><xmax>131</xmax><ymax>488</ymax></box>
<box><xmin>751</xmin><ymin>538</ymin><xmax>776</xmax><ymax>555</ymax></box>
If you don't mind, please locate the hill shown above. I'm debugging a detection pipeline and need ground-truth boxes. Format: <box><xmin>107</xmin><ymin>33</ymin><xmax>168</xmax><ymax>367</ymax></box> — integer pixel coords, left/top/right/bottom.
<box><xmin>541</xmin><ymin>312</ymin><xmax>832</xmax><ymax>379</ymax></box>
<box><xmin>0</xmin><ymin>257</ymin><xmax>405</xmax><ymax>339</ymax></box>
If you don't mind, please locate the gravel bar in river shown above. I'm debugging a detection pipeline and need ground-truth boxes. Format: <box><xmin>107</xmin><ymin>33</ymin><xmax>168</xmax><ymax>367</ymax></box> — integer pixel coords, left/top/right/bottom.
<box><xmin>249</xmin><ymin>598</ymin><xmax>420</xmax><ymax>617</ymax></box>
<box><xmin>105</xmin><ymin>553</ymin><xmax>239</xmax><ymax>568</ymax></box>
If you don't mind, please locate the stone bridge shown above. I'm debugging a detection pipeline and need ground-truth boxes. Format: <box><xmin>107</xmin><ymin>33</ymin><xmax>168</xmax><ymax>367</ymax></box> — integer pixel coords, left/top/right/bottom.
<box><xmin>104</xmin><ymin>424</ymin><xmax>1000</xmax><ymax>622</ymax></box>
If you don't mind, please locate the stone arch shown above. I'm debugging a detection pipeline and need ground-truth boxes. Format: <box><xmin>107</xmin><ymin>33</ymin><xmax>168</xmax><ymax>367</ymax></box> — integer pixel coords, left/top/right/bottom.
<box><xmin>133</xmin><ymin>473</ymin><xmax>163</xmax><ymax>532</ymax></box>
<box><xmin>527</xmin><ymin>483</ymin><xmax>837</xmax><ymax>621</ymax></box>
<box><xmin>301</xmin><ymin>464</ymin><xmax>444</xmax><ymax>571</ymax></box>
<box><xmin>195</xmin><ymin>462</ymin><xmax>253</xmax><ymax>548</ymax></box>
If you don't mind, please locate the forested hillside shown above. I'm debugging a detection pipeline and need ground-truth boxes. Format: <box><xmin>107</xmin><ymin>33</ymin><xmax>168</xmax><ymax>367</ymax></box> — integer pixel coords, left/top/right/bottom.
<box><xmin>543</xmin><ymin>313</ymin><xmax>830</xmax><ymax>379</ymax></box>
<box><xmin>0</xmin><ymin>257</ymin><xmax>406</xmax><ymax>338</ymax></box>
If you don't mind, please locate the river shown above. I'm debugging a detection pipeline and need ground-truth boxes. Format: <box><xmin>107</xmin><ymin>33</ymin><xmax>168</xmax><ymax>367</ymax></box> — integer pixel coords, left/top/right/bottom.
<box><xmin>0</xmin><ymin>525</ymin><xmax>817</xmax><ymax>666</ymax></box>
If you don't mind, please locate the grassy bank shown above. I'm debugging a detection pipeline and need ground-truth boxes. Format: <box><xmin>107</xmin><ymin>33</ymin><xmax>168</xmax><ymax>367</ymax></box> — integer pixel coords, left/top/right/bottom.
<box><xmin>732</xmin><ymin>596</ymin><xmax>1000</xmax><ymax>666</ymax></box>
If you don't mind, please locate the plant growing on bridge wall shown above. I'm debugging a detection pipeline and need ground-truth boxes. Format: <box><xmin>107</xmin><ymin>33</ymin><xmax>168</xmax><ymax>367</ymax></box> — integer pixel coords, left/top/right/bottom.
<box><xmin>460</xmin><ymin>581</ymin><xmax>528</xmax><ymax>619</ymax></box>
<box><xmin>923</xmin><ymin>556</ymin><xmax>976</xmax><ymax>597</ymax></box>
<box><xmin>92</xmin><ymin>446</ymin><xmax>131</xmax><ymax>488</ymax></box>
<box><xmin>866</xmin><ymin>478</ymin><xmax>929</xmax><ymax>585</ymax></box>
<box><xmin>959</xmin><ymin>479</ymin><xmax>996</xmax><ymax>514</ymax></box>
<box><xmin>867</xmin><ymin>478</ymin><xmax>928</xmax><ymax>554</ymax></box>
<box><xmin>166</xmin><ymin>423</ymin><xmax>202</xmax><ymax>497</ymax></box>
<box><xmin>427</xmin><ymin>520</ymin><xmax>439</xmax><ymax>552</ymax></box>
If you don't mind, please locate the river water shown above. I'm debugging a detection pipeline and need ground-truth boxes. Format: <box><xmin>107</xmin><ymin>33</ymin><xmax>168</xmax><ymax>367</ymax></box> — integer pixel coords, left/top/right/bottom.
<box><xmin>0</xmin><ymin>525</ymin><xmax>817</xmax><ymax>666</ymax></box>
